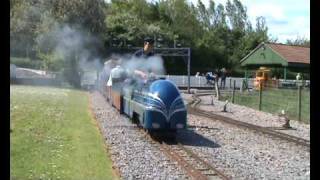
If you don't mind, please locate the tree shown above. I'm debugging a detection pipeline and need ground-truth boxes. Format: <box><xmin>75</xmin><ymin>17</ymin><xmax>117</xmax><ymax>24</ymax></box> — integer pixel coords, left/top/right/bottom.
<box><xmin>11</xmin><ymin>0</ymin><xmax>275</xmax><ymax>78</ymax></box>
<box><xmin>10</xmin><ymin>0</ymin><xmax>45</xmax><ymax>58</ymax></box>
<box><xmin>286</xmin><ymin>36</ymin><xmax>310</xmax><ymax>47</ymax></box>
<box><xmin>214</xmin><ymin>3</ymin><xmax>227</xmax><ymax>28</ymax></box>
<box><xmin>196</xmin><ymin>0</ymin><xmax>210</xmax><ymax>29</ymax></box>
<box><xmin>33</xmin><ymin>0</ymin><xmax>106</xmax><ymax>87</ymax></box>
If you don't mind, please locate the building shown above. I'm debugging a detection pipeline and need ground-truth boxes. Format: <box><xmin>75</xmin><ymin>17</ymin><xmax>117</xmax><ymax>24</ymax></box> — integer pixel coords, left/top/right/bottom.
<box><xmin>240</xmin><ymin>42</ymin><xmax>310</xmax><ymax>79</ymax></box>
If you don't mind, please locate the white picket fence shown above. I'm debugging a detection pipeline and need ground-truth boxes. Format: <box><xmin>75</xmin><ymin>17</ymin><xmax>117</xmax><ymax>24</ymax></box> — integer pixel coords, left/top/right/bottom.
<box><xmin>157</xmin><ymin>75</ymin><xmax>251</xmax><ymax>89</ymax></box>
<box><xmin>157</xmin><ymin>75</ymin><xmax>310</xmax><ymax>89</ymax></box>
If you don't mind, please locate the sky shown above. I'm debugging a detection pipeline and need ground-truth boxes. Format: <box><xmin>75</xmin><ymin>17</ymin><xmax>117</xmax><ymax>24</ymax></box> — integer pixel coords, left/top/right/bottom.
<box><xmin>104</xmin><ymin>0</ymin><xmax>310</xmax><ymax>43</ymax></box>
<box><xmin>188</xmin><ymin>0</ymin><xmax>310</xmax><ymax>43</ymax></box>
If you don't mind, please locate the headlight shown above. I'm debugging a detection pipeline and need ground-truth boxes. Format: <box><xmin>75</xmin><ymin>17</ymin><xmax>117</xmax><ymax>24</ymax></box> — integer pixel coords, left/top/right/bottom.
<box><xmin>152</xmin><ymin>123</ymin><xmax>160</xmax><ymax>129</ymax></box>
<box><xmin>176</xmin><ymin>123</ymin><xmax>184</xmax><ymax>129</ymax></box>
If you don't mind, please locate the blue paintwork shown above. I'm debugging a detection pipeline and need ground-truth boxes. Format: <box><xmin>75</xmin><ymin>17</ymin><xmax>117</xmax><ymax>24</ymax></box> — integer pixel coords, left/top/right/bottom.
<box><xmin>137</xmin><ymin>79</ymin><xmax>187</xmax><ymax>131</ymax></box>
<box><xmin>120</xmin><ymin>79</ymin><xmax>187</xmax><ymax>133</ymax></box>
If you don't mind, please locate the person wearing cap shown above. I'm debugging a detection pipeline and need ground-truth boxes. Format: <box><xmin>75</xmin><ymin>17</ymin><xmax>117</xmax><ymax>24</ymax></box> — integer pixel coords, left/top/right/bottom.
<box><xmin>133</xmin><ymin>37</ymin><xmax>155</xmax><ymax>58</ymax></box>
<box><xmin>133</xmin><ymin>37</ymin><xmax>156</xmax><ymax>79</ymax></box>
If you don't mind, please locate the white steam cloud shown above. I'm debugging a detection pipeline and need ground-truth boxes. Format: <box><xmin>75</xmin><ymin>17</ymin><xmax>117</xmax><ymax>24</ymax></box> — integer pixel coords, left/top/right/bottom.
<box><xmin>36</xmin><ymin>24</ymin><xmax>104</xmax><ymax>73</ymax></box>
<box><xmin>98</xmin><ymin>53</ymin><xmax>167</xmax><ymax>90</ymax></box>
<box><xmin>122</xmin><ymin>55</ymin><xmax>166</xmax><ymax>76</ymax></box>
<box><xmin>36</xmin><ymin>21</ymin><xmax>166</xmax><ymax>87</ymax></box>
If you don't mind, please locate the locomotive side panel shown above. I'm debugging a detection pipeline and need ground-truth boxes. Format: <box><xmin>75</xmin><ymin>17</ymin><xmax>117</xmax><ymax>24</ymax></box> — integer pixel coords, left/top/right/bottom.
<box><xmin>111</xmin><ymin>82</ymin><xmax>122</xmax><ymax>112</ymax></box>
<box><xmin>103</xmin><ymin>77</ymin><xmax>187</xmax><ymax>135</ymax></box>
<box><xmin>122</xmin><ymin>85</ymin><xmax>134</xmax><ymax>117</ymax></box>
<box><xmin>130</xmin><ymin>100</ymin><xmax>145</xmax><ymax>124</ymax></box>
<box><xmin>122</xmin><ymin>96</ymin><xmax>130</xmax><ymax>116</ymax></box>
<box><xmin>111</xmin><ymin>91</ymin><xmax>122</xmax><ymax>111</ymax></box>
<box><xmin>106</xmin><ymin>86</ymin><xmax>112</xmax><ymax>102</ymax></box>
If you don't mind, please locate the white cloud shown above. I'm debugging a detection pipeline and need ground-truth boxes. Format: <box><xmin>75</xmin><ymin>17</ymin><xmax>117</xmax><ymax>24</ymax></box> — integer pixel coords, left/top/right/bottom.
<box><xmin>105</xmin><ymin>0</ymin><xmax>309</xmax><ymax>43</ymax></box>
<box><xmin>188</xmin><ymin>0</ymin><xmax>310</xmax><ymax>43</ymax></box>
<box><xmin>247</xmin><ymin>3</ymin><xmax>286</xmax><ymax>21</ymax></box>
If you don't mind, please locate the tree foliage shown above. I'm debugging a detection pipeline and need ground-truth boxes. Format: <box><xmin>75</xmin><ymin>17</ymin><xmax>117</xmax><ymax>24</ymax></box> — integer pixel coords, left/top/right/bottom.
<box><xmin>10</xmin><ymin>0</ymin><xmax>308</xmax><ymax>84</ymax></box>
<box><xmin>286</xmin><ymin>36</ymin><xmax>310</xmax><ymax>47</ymax></box>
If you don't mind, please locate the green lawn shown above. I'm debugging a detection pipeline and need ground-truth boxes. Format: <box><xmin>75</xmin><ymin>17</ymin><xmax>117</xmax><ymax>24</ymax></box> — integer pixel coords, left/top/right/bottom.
<box><xmin>221</xmin><ymin>88</ymin><xmax>310</xmax><ymax>123</ymax></box>
<box><xmin>10</xmin><ymin>85</ymin><xmax>119</xmax><ymax>180</ymax></box>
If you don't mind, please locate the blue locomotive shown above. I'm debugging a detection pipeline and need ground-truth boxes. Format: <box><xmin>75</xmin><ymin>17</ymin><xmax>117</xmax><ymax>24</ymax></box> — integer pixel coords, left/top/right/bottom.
<box><xmin>99</xmin><ymin>63</ymin><xmax>187</xmax><ymax>135</ymax></box>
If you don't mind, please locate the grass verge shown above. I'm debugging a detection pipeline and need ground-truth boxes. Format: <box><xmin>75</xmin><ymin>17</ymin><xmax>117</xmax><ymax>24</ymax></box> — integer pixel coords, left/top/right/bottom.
<box><xmin>10</xmin><ymin>85</ymin><xmax>119</xmax><ymax>180</ymax></box>
<box><xmin>220</xmin><ymin>88</ymin><xmax>310</xmax><ymax>123</ymax></box>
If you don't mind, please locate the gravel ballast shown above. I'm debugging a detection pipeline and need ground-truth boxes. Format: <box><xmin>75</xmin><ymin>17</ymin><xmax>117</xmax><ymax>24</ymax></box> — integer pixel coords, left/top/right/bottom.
<box><xmin>90</xmin><ymin>92</ymin><xmax>188</xmax><ymax>180</ymax></box>
<box><xmin>181</xmin><ymin>93</ymin><xmax>310</xmax><ymax>141</ymax></box>
<box><xmin>90</xmin><ymin>91</ymin><xmax>309</xmax><ymax>179</ymax></box>
<box><xmin>178</xmin><ymin>114</ymin><xmax>310</xmax><ymax>179</ymax></box>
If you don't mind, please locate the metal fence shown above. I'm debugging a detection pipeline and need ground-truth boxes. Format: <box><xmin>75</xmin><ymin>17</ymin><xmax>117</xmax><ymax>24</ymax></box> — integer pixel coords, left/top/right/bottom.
<box><xmin>158</xmin><ymin>75</ymin><xmax>310</xmax><ymax>123</ymax></box>
<box><xmin>218</xmin><ymin>79</ymin><xmax>310</xmax><ymax>123</ymax></box>
<box><xmin>10</xmin><ymin>67</ymin><xmax>63</xmax><ymax>86</ymax></box>
<box><xmin>157</xmin><ymin>75</ymin><xmax>310</xmax><ymax>90</ymax></box>
<box><xmin>157</xmin><ymin>75</ymin><xmax>247</xmax><ymax>89</ymax></box>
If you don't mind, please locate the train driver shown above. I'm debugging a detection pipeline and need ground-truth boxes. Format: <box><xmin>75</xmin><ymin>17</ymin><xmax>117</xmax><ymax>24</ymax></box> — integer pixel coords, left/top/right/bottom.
<box><xmin>132</xmin><ymin>37</ymin><xmax>155</xmax><ymax>79</ymax></box>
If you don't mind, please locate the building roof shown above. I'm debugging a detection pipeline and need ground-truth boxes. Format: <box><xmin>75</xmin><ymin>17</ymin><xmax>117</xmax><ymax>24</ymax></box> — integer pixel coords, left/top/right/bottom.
<box><xmin>240</xmin><ymin>42</ymin><xmax>310</xmax><ymax>67</ymax></box>
<box><xmin>266</xmin><ymin>43</ymin><xmax>310</xmax><ymax>64</ymax></box>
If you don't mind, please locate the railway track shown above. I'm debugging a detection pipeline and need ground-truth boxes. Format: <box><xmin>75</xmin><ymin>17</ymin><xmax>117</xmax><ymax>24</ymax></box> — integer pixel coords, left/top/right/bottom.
<box><xmin>188</xmin><ymin>93</ymin><xmax>310</xmax><ymax>148</ymax></box>
<box><xmin>141</xmin><ymin>130</ymin><xmax>230</xmax><ymax>180</ymax></box>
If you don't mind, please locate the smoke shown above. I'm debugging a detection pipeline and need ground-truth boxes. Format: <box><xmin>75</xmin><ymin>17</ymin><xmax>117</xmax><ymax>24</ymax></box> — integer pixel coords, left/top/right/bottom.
<box><xmin>14</xmin><ymin>2</ymin><xmax>167</xmax><ymax>87</ymax></box>
<box><xmin>37</xmin><ymin>24</ymin><xmax>104</xmax><ymax>71</ymax></box>
<box><xmin>99</xmin><ymin>52</ymin><xmax>166</xmax><ymax>85</ymax></box>
<box><xmin>37</xmin><ymin>21</ymin><xmax>167</xmax><ymax>88</ymax></box>
<box><xmin>122</xmin><ymin>55</ymin><xmax>166</xmax><ymax>76</ymax></box>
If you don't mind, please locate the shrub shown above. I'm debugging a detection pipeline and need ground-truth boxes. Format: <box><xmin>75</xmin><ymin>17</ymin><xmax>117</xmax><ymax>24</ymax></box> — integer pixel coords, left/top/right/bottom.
<box><xmin>10</xmin><ymin>57</ymin><xmax>43</xmax><ymax>69</ymax></box>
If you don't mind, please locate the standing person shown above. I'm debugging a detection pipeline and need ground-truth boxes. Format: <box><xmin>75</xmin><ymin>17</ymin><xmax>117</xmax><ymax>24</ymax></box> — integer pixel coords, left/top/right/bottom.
<box><xmin>214</xmin><ymin>69</ymin><xmax>220</xmax><ymax>87</ymax></box>
<box><xmin>220</xmin><ymin>68</ymin><xmax>227</xmax><ymax>89</ymax></box>
<box><xmin>195</xmin><ymin>72</ymin><xmax>200</xmax><ymax>77</ymax></box>
<box><xmin>132</xmin><ymin>37</ymin><xmax>155</xmax><ymax>79</ymax></box>
<box><xmin>296</xmin><ymin>73</ymin><xmax>302</xmax><ymax>80</ymax></box>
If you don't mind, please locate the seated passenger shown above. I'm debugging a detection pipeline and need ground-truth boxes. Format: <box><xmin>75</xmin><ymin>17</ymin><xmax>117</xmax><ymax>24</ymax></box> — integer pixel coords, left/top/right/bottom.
<box><xmin>206</xmin><ymin>72</ymin><xmax>215</xmax><ymax>84</ymax></box>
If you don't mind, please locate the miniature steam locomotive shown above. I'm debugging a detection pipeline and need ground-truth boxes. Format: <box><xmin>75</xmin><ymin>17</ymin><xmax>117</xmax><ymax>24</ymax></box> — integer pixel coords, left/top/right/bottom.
<box><xmin>99</xmin><ymin>62</ymin><xmax>187</xmax><ymax>135</ymax></box>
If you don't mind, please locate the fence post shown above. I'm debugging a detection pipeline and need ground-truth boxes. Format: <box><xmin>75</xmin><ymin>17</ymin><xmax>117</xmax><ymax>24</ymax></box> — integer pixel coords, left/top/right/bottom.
<box><xmin>259</xmin><ymin>84</ymin><xmax>262</xmax><ymax>110</ymax></box>
<box><xmin>215</xmin><ymin>81</ymin><xmax>220</xmax><ymax>100</ymax></box>
<box><xmin>229</xmin><ymin>78</ymin><xmax>232</xmax><ymax>90</ymax></box>
<box><xmin>298</xmin><ymin>85</ymin><xmax>302</xmax><ymax>121</ymax></box>
<box><xmin>232</xmin><ymin>80</ymin><xmax>236</xmax><ymax>103</ymax></box>
<box><xmin>182</xmin><ymin>76</ymin><xmax>185</xmax><ymax>86</ymax></box>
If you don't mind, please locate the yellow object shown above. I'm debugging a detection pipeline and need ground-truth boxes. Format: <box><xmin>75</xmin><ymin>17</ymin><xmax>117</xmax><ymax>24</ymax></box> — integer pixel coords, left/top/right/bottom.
<box><xmin>254</xmin><ymin>67</ymin><xmax>271</xmax><ymax>90</ymax></box>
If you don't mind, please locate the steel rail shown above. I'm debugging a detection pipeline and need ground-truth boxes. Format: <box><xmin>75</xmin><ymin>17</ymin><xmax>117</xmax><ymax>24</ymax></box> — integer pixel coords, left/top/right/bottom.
<box><xmin>177</xmin><ymin>143</ymin><xmax>230</xmax><ymax>180</ymax></box>
<box><xmin>160</xmin><ymin>142</ymin><xmax>209</xmax><ymax>180</ymax></box>
<box><xmin>140</xmin><ymin>129</ymin><xmax>230</xmax><ymax>180</ymax></box>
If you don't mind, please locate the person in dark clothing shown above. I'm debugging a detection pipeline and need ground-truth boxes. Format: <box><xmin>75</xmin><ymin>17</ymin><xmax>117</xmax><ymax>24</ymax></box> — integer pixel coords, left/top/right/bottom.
<box><xmin>214</xmin><ymin>69</ymin><xmax>220</xmax><ymax>86</ymax></box>
<box><xmin>206</xmin><ymin>72</ymin><xmax>215</xmax><ymax>85</ymax></box>
<box><xmin>220</xmin><ymin>68</ymin><xmax>227</xmax><ymax>89</ymax></box>
<box><xmin>133</xmin><ymin>37</ymin><xmax>155</xmax><ymax>79</ymax></box>
<box><xmin>134</xmin><ymin>37</ymin><xmax>155</xmax><ymax>58</ymax></box>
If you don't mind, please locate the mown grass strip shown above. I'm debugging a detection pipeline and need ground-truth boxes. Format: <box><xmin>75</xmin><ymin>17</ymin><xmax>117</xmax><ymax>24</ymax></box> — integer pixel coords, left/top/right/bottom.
<box><xmin>10</xmin><ymin>85</ymin><xmax>119</xmax><ymax>180</ymax></box>
<box><xmin>220</xmin><ymin>88</ymin><xmax>310</xmax><ymax>123</ymax></box>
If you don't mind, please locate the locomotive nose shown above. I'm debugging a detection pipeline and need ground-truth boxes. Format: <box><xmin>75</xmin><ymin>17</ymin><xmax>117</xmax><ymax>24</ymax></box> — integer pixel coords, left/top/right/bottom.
<box><xmin>146</xmin><ymin>80</ymin><xmax>187</xmax><ymax>129</ymax></box>
<box><xmin>149</xmin><ymin>80</ymin><xmax>180</xmax><ymax>107</ymax></box>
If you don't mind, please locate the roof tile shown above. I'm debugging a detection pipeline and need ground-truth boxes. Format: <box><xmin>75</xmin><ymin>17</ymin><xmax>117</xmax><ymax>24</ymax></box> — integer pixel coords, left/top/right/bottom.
<box><xmin>267</xmin><ymin>43</ymin><xmax>310</xmax><ymax>64</ymax></box>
